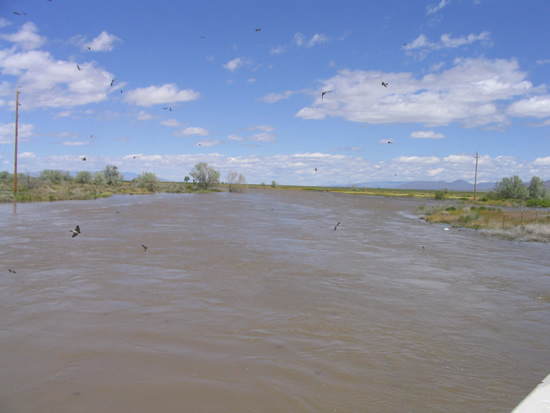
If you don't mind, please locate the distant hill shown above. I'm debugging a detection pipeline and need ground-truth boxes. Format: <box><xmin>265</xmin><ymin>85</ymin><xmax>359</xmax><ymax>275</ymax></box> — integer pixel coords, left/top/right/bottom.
<box><xmin>353</xmin><ymin>179</ymin><xmax>496</xmax><ymax>191</ymax></box>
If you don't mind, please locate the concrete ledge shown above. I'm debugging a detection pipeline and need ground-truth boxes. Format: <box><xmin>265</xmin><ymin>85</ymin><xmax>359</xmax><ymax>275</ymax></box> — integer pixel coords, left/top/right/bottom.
<box><xmin>512</xmin><ymin>373</ymin><xmax>550</xmax><ymax>412</ymax></box>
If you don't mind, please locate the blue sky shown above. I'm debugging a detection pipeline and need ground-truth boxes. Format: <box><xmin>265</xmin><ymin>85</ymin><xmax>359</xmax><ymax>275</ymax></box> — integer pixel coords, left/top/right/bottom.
<box><xmin>0</xmin><ymin>0</ymin><xmax>549</xmax><ymax>185</ymax></box>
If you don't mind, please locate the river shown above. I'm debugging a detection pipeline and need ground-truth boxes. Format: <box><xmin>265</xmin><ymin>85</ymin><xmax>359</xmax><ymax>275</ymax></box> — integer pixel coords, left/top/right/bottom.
<box><xmin>1</xmin><ymin>189</ymin><xmax>548</xmax><ymax>412</ymax></box>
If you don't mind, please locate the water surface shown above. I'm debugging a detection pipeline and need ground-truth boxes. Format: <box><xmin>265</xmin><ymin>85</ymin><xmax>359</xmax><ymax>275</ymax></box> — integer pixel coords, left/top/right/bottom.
<box><xmin>1</xmin><ymin>190</ymin><xmax>548</xmax><ymax>412</ymax></box>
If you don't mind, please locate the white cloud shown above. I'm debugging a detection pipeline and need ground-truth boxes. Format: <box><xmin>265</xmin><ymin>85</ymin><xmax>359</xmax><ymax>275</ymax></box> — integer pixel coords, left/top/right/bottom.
<box><xmin>0</xmin><ymin>122</ymin><xmax>33</xmax><ymax>143</ymax></box>
<box><xmin>248</xmin><ymin>125</ymin><xmax>274</xmax><ymax>132</ymax></box>
<box><xmin>196</xmin><ymin>139</ymin><xmax>223</xmax><ymax>147</ymax></box>
<box><xmin>259</xmin><ymin>90</ymin><xmax>295</xmax><ymax>103</ymax></box>
<box><xmin>161</xmin><ymin>119</ymin><xmax>180</xmax><ymax>127</ymax></box>
<box><xmin>0</xmin><ymin>22</ymin><xmax>45</xmax><ymax>50</ymax></box>
<box><xmin>227</xmin><ymin>134</ymin><xmax>244</xmax><ymax>141</ymax></box>
<box><xmin>405</xmin><ymin>32</ymin><xmax>491</xmax><ymax>58</ymax></box>
<box><xmin>62</xmin><ymin>141</ymin><xmax>89</xmax><ymax>146</ymax></box>
<box><xmin>125</xmin><ymin>84</ymin><xmax>200</xmax><ymax>107</ymax></box>
<box><xmin>293</xmin><ymin>32</ymin><xmax>329</xmax><ymax>48</ymax></box>
<box><xmin>174</xmin><ymin>126</ymin><xmax>209</xmax><ymax>137</ymax></box>
<box><xmin>84</xmin><ymin>31</ymin><xmax>121</xmax><ymax>52</ymax></box>
<box><xmin>411</xmin><ymin>131</ymin><xmax>445</xmax><ymax>138</ymax></box>
<box><xmin>137</xmin><ymin>110</ymin><xmax>156</xmax><ymax>120</ymax></box>
<box><xmin>223</xmin><ymin>57</ymin><xmax>242</xmax><ymax>72</ymax></box>
<box><xmin>296</xmin><ymin>57</ymin><xmax>536</xmax><ymax>128</ymax></box>
<box><xmin>250</xmin><ymin>132</ymin><xmax>276</xmax><ymax>142</ymax></box>
<box><xmin>270</xmin><ymin>45</ymin><xmax>286</xmax><ymax>55</ymax></box>
<box><xmin>507</xmin><ymin>95</ymin><xmax>550</xmax><ymax>118</ymax></box>
<box><xmin>426</xmin><ymin>0</ymin><xmax>451</xmax><ymax>15</ymax></box>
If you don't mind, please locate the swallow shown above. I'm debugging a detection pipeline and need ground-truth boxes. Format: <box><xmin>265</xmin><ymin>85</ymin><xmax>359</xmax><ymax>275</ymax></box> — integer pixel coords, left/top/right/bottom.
<box><xmin>120</xmin><ymin>90</ymin><xmax>123</xmax><ymax>94</ymax></box>
<box><xmin>70</xmin><ymin>225</ymin><xmax>81</xmax><ymax>238</ymax></box>
<box><xmin>322</xmin><ymin>90</ymin><xmax>332</xmax><ymax>100</ymax></box>
<box><xmin>334</xmin><ymin>222</ymin><xmax>340</xmax><ymax>231</ymax></box>
<box><xmin>387</xmin><ymin>140</ymin><xmax>393</xmax><ymax>144</ymax></box>
<box><xmin>162</xmin><ymin>107</ymin><xmax>172</xmax><ymax>111</ymax></box>
<box><xmin>141</xmin><ymin>245</ymin><xmax>148</xmax><ymax>252</ymax></box>
<box><xmin>80</xmin><ymin>156</ymin><xmax>86</xmax><ymax>161</ymax></box>
<box><xmin>8</xmin><ymin>269</ymin><xmax>16</xmax><ymax>273</ymax></box>
<box><xmin>381</xmin><ymin>82</ymin><xmax>388</xmax><ymax>88</ymax></box>
<box><xmin>77</xmin><ymin>65</ymin><xmax>82</xmax><ymax>71</ymax></box>
<box><xmin>200</xmin><ymin>36</ymin><xmax>205</xmax><ymax>39</ymax></box>
<box><xmin>110</xmin><ymin>79</ymin><xmax>115</xmax><ymax>87</ymax></box>
<box><xmin>315</xmin><ymin>168</ymin><xmax>317</xmax><ymax>171</ymax></box>
<box><xmin>255</xmin><ymin>28</ymin><xmax>261</xmax><ymax>31</ymax></box>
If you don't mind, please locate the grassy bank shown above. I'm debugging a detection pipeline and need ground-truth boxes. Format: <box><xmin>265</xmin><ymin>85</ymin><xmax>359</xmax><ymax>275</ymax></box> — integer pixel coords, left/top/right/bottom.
<box><xmin>418</xmin><ymin>204</ymin><xmax>550</xmax><ymax>242</ymax></box>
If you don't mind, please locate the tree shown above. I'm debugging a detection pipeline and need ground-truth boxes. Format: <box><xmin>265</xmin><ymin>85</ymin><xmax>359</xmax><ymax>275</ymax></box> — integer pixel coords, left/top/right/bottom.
<box><xmin>189</xmin><ymin>162</ymin><xmax>220</xmax><ymax>189</ymax></box>
<box><xmin>40</xmin><ymin>169</ymin><xmax>65</xmax><ymax>183</ymax></box>
<box><xmin>75</xmin><ymin>171</ymin><xmax>92</xmax><ymax>184</ymax></box>
<box><xmin>103</xmin><ymin>165</ymin><xmax>123</xmax><ymax>185</ymax></box>
<box><xmin>528</xmin><ymin>176</ymin><xmax>547</xmax><ymax>200</ymax></box>
<box><xmin>92</xmin><ymin>171</ymin><xmax>106</xmax><ymax>185</ymax></box>
<box><xmin>134</xmin><ymin>171</ymin><xmax>160</xmax><ymax>192</ymax></box>
<box><xmin>226</xmin><ymin>170</ymin><xmax>247</xmax><ymax>193</ymax></box>
<box><xmin>494</xmin><ymin>175</ymin><xmax>528</xmax><ymax>200</ymax></box>
<box><xmin>184</xmin><ymin>176</ymin><xmax>190</xmax><ymax>183</ymax></box>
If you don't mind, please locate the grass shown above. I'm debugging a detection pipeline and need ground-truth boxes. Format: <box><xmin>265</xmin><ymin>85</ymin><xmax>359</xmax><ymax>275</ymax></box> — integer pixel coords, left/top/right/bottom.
<box><xmin>418</xmin><ymin>204</ymin><xmax>550</xmax><ymax>242</ymax></box>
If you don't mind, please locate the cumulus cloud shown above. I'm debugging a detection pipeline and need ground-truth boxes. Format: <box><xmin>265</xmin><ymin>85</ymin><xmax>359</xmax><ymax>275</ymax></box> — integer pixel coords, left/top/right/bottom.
<box><xmin>223</xmin><ymin>57</ymin><xmax>242</xmax><ymax>72</ymax></box>
<box><xmin>174</xmin><ymin>126</ymin><xmax>209</xmax><ymax>137</ymax></box>
<box><xmin>507</xmin><ymin>95</ymin><xmax>550</xmax><ymax>118</ymax></box>
<box><xmin>0</xmin><ymin>122</ymin><xmax>33</xmax><ymax>143</ymax></box>
<box><xmin>0</xmin><ymin>22</ymin><xmax>45</xmax><ymax>50</ymax></box>
<box><xmin>84</xmin><ymin>31</ymin><xmax>121</xmax><ymax>52</ymax></box>
<box><xmin>124</xmin><ymin>84</ymin><xmax>200</xmax><ymax>107</ymax></box>
<box><xmin>296</xmin><ymin>57</ymin><xmax>537</xmax><ymax>128</ymax></box>
<box><xmin>0</xmin><ymin>29</ymin><xmax>115</xmax><ymax>109</ymax></box>
<box><xmin>410</xmin><ymin>131</ymin><xmax>446</xmax><ymax>138</ymax></box>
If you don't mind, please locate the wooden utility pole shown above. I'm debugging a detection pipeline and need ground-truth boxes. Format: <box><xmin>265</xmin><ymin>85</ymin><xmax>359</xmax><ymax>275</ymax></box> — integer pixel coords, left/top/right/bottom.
<box><xmin>473</xmin><ymin>151</ymin><xmax>479</xmax><ymax>201</ymax></box>
<box><xmin>14</xmin><ymin>90</ymin><xmax>19</xmax><ymax>193</ymax></box>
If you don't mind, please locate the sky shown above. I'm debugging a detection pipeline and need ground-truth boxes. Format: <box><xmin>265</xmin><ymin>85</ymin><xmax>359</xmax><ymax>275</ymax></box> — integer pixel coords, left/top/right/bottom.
<box><xmin>0</xmin><ymin>0</ymin><xmax>549</xmax><ymax>186</ymax></box>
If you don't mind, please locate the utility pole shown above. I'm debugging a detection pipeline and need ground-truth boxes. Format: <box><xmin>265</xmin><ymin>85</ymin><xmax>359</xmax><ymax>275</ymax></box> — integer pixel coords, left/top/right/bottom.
<box><xmin>14</xmin><ymin>90</ymin><xmax>19</xmax><ymax>194</ymax></box>
<box><xmin>473</xmin><ymin>151</ymin><xmax>479</xmax><ymax>201</ymax></box>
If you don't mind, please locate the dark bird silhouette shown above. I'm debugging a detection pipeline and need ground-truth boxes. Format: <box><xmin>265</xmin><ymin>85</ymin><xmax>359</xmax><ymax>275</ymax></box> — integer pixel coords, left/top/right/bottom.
<box><xmin>381</xmin><ymin>82</ymin><xmax>388</xmax><ymax>88</ymax></box>
<box><xmin>163</xmin><ymin>107</ymin><xmax>172</xmax><ymax>111</ymax></box>
<box><xmin>387</xmin><ymin>140</ymin><xmax>393</xmax><ymax>144</ymax></box>
<box><xmin>200</xmin><ymin>36</ymin><xmax>205</xmax><ymax>39</ymax></box>
<box><xmin>315</xmin><ymin>168</ymin><xmax>317</xmax><ymax>171</ymax></box>
<box><xmin>120</xmin><ymin>90</ymin><xmax>123</xmax><ymax>94</ymax></box>
<box><xmin>334</xmin><ymin>222</ymin><xmax>340</xmax><ymax>231</ymax></box>
<box><xmin>8</xmin><ymin>269</ymin><xmax>16</xmax><ymax>273</ymax></box>
<box><xmin>255</xmin><ymin>28</ymin><xmax>261</xmax><ymax>31</ymax></box>
<box><xmin>77</xmin><ymin>64</ymin><xmax>82</xmax><ymax>71</ymax></box>
<box><xmin>70</xmin><ymin>225</ymin><xmax>81</xmax><ymax>238</ymax></box>
<box><xmin>13</xmin><ymin>11</ymin><xmax>26</xmax><ymax>15</ymax></box>
<box><xmin>80</xmin><ymin>156</ymin><xmax>86</xmax><ymax>161</ymax></box>
<box><xmin>322</xmin><ymin>90</ymin><xmax>332</xmax><ymax>100</ymax></box>
<box><xmin>141</xmin><ymin>244</ymin><xmax>148</xmax><ymax>252</ymax></box>
<box><xmin>110</xmin><ymin>79</ymin><xmax>115</xmax><ymax>87</ymax></box>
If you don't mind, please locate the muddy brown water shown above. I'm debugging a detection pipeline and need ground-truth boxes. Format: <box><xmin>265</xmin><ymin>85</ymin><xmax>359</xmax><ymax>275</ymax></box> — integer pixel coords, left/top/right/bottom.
<box><xmin>1</xmin><ymin>189</ymin><xmax>548</xmax><ymax>412</ymax></box>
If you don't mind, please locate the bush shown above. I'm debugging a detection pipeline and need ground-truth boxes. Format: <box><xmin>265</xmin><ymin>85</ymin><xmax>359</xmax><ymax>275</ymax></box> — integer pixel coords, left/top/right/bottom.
<box><xmin>75</xmin><ymin>171</ymin><xmax>92</xmax><ymax>184</ymax></box>
<box><xmin>434</xmin><ymin>191</ymin><xmax>445</xmax><ymax>200</ymax></box>
<box><xmin>134</xmin><ymin>172</ymin><xmax>159</xmax><ymax>192</ymax></box>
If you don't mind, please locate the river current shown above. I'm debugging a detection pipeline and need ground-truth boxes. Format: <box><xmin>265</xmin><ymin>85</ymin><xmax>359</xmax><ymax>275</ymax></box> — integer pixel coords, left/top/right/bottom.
<box><xmin>1</xmin><ymin>189</ymin><xmax>548</xmax><ymax>412</ymax></box>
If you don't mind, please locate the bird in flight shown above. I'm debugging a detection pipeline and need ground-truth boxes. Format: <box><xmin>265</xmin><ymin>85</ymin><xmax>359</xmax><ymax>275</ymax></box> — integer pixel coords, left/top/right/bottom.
<box><xmin>381</xmin><ymin>82</ymin><xmax>388</xmax><ymax>88</ymax></box>
<box><xmin>141</xmin><ymin>245</ymin><xmax>148</xmax><ymax>252</ymax></box>
<box><xmin>334</xmin><ymin>222</ymin><xmax>340</xmax><ymax>231</ymax></box>
<box><xmin>70</xmin><ymin>225</ymin><xmax>81</xmax><ymax>238</ymax></box>
<box><xmin>80</xmin><ymin>156</ymin><xmax>86</xmax><ymax>161</ymax></box>
<box><xmin>163</xmin><ymin>107</ymin><xmax>172</xmax><ymax>111</ymax></box>
<box><xmin>387</xmin><ymin>140</ymin><xmax>393</xmax><ymax>144</ymax></box>
<box><xmin>322</xmin><ymin>90</ymin><xmax>332</xmax><ymax>100</ymax></box>
<box><xmin>8</xmin><ymin>269</ymin><xmax>16</xmax><ymax>274</ymax></box>
<box><xmin>110</xmin><ymin>79</ymin><xmax>115</xmax><ymax>87</ymax></box>
<box><xmin>315</xmin><ymin>168</ymin><xmax>317</xmax><ymax>171</ymax></box>
<box><xmin>77</xmin><ymin>65</ymin><xmax>82</xmax><ymax>71</ymax></box>
<box><xmin>255</xmin><ymin>28</ymin><xmax>261</xmax><ymax>31</ymax></box>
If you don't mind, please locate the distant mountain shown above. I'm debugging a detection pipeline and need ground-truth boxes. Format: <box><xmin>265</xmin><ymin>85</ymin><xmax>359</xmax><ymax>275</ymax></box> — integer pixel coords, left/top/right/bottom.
<box><xmin>397</xmin><ymin>180</ymin><xmax>496</xmax><ymax>191</ymax></box>
<box><xmin>353</xmin><ymin>179</ymin><xmax>496</xmax><ymax>191</ymax></box>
